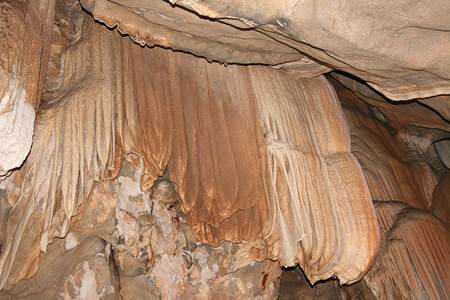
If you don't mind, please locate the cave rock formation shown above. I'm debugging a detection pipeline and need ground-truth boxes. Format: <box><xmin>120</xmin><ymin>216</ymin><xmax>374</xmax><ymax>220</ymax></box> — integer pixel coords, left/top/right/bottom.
<box><xmin>0</xmin><ymin>1</ymin><xmax>449</xmax><ymax>299</ymax></box>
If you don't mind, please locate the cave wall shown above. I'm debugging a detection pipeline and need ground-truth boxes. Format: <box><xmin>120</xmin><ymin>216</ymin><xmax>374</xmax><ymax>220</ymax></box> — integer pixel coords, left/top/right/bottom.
<box><xmin>334</xmin><ymin>80</ymin><xmax>450</xmax><ymax>299</ymax></box>
<box><xmin>0</xmin><ymin>0</ymin><xmax>55</xmax><ymax>177</ymax></box>
<box><xmin>0</xmin><ymin>0</ymin><xmax>449</xmax><ymax>299</ymax></box>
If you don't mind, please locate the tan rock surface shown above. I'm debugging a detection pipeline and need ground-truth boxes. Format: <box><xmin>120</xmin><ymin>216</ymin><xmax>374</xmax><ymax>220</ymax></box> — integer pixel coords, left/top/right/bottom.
<box><xmin>81</xmin><ymin>0</ymin><xmax>450</xmax><ymax>100</ymax></box>
<box><xmin>335</xmin><ymin>79</ymin><xmax>440</xmax><ymax>209</ymax></box>
<box><xmin>0</xmin><ymin>237</ymin><xmax>119</xmax><ymax>300</ymax></box>
<box><xmin>365</xmin><ymin>202</ymin><xmax>450</xmax><ymax>299</ymax></box>
<box><xmin>0</xmin><ymin>0</ymin><xmax>55</xmax><ymax>177</ymax></box>
<box><xmin>1</xmin><ymin>1</ymin><xmax>450</xmax><ymax>298</ymax></box>
<box><xmin>0</xmin><ymin>16</ymin><xmax>379</xmax><ymax>289</ymax></box>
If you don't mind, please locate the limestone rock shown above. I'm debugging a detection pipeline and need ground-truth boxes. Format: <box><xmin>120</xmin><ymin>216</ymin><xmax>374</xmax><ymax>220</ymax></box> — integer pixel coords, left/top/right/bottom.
<box><xmin>1</xmin><ymin>1</ymin><xmax>449</xmax><ymax>298</ymax></box>
<box><xmin>0</xmin><ymin>16</ymin><xmax>379</xmax><ymax>289</ymax></box>
<box><xmin>365</xmin><ymin>202</ymin><xmax>450</xmax><ymax>299</ymax></box>
<box><xmin>0</xmin><ymin>237</ymin><xmax>119</xmax><ymax>300</ymax></box>
<box><xmin>0</xmin><ymin>0</ymin><xmax>55</xmax><ymax>177</ymax></box>
<box><xmin>81</xmin><ymin>0</ymin><xmax>450</xmax><ymax>100</ymax></box>
<box><xmin>335</xmin><ymin>78</ymin><xmax>439</xmax><ymax>209</ymax></box>
<box><xmin>114</xmin><ymin>160</ymin><xmax>281</xmax><ymax>299</ymax></box>
<box><xmin>432</xmin><ymin>174</ymin><xmax>450</xmax><ymax>224</ymax></box>
<box><xmin>435</xmin><ymin>139</ymin><xmax>450</xmax><ymax>169</ymax></box>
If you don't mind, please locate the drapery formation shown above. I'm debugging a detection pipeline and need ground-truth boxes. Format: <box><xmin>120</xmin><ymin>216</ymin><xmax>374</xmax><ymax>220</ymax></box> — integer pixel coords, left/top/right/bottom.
<box><xmin>336</xmin><ymin>79</ymin><xmax>450</xmax><ymax>299</ymax></box>
<box><xmin>366</xmin><ymin>202</ymin><xmax>450</xmax><ymax>299</ymax></box>
<box><xmin>0</xmin><ymin>19</ymin><xmax>379</xmax><ymax>288</ymax></box>
<box><xmin>0</xmin><ymin>0</ymin><xmax>55</xmax><ymax>177</ymax></box>
<box><xmin>250</xmin><ymin>70</ymin><xmax>379</xmax><ymax>283</ymax></box>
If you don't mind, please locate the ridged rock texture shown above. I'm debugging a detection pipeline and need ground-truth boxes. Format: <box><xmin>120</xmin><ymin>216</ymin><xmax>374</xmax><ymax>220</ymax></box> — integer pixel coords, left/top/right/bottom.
<box><xmin>0</xmin><ymin>0</ymin><xmax>55</xmax><ymax>177</ymax></box>
<box><xmin>0</xmin><ymin>13</ymin><xmax>380</xmax><ymax>289</ymax></box>
<box><xmin>366</xmin><ymin>201</ymin><xmax>450</xmax><ymax>299</ymax></box>
<box><xmin>333</xmin><ymin>79</ymin><xmax>450</xmax><ymax>299</ymax></box>
<box><xmin>0</xmin><ymin>0</ymin><xmax>449</xmax><ymax>299</ymax></box>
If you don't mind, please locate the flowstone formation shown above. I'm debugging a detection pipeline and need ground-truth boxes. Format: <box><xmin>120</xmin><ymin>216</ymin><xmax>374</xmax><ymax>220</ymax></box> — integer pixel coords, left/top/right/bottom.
<box><xmin>0</xmin><ymin>0</ymin><xmax>449</xmax><ymax>299</ymax></box>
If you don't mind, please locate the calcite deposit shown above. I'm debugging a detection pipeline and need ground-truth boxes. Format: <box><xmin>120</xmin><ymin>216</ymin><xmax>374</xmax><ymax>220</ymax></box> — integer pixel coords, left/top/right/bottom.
<box><xmin>0</xmin><ymin>0</ymin><xmax>449</xmax><ymax>299</ymax></box>
<box><xmin>0</xmin><ymin>0</ymin><xmax>54</xmax><ymax>177</ymax></box>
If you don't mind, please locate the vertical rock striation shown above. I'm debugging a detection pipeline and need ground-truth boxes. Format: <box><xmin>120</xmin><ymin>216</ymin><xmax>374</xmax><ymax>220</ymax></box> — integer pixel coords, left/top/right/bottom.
<box><xmin>0</xmin><ymin>0</ymin><xmax>55</xmax><ymax>177</ymax></box>
<box><xmin>365</xmin><ymin>202</ymin><xmax>450</xmax><ymax>299</ymax></box>
<box><xmin>0</xmin><ymin>16</ymin><xmax>380</xmax><ymax>291</ymax></box>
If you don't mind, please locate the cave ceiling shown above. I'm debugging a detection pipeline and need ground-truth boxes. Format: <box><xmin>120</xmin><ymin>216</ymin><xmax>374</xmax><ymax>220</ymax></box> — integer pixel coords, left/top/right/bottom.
<box><xmin>81</xmin><ymin>0</ymin><xmax>450</xmax><ymax>100</ymax></box>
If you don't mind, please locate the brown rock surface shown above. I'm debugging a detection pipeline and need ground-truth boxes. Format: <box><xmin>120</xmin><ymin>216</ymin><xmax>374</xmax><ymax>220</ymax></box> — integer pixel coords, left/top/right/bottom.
<box><xmin>364</xmin><ymin>202</ymin><xmax>450</xmax><ymax>299</ymax></box>
<box><xmin>0</xmin><ymin>14</ymin><xmax>379</xmax><ymax>291</ymax></box>
<box><xmin>80</xmin><ymin>0</ymin><xmax>450</xmax><ymax>100</ymax></box>
<box><xmin>335</xmin><ymin>78</ymin><xmax>440</xmax><ymax>209</ymax></box>
<box><xmin>431</xmin><ymin>174</ymin><xmax>450</xmax><ymax>224</ymax></box>
<box><xmin>1</xmin><ymin>1</ymin><xmax>450</xmax><ymax>298</ymax></box>
<box><xmin>0</xmin><ymin>0</ymin><xmax>55</xmax><ymax>177</ymax></box>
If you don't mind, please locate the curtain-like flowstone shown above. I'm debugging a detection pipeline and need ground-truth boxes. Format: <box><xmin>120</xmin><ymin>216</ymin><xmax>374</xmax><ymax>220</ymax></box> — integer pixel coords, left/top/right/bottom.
<box><xmin>0</xmin><ymin>16</ymin><xmax>121</xmax><ymax>289</ymax></box>
<box><xmin>0</xmin><ymin>18</ymin><xmax>379</xmax><ymax>288</ymax></box>
<box><xmin>249</xmin><ymin>69</ymin><xmax>379</xmax><ymax>283</ymax></box>
<box><xmin>0</xmin><ymin>0</ymin><xmax>55</xmax><ymax>177</ymax></box>
<box><xmin>366</xmin><ymin>202</ymin><xmax>450</xmax><ymax>299</ymax></box>
<box><xmin>335</xmin><ymin>78</ymin><xmax>439</xmax><ymax>210</ymax></box>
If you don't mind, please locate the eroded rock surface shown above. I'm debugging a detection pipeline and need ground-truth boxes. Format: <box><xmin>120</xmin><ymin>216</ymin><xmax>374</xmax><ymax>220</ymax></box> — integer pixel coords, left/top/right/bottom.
<box><xmin>0</xmin><ymin>0</ymin><xmax>55</xmax><ymax>177</ymax></box>
<box><xmin>365</xmin><ymin>202</ymin><xmax>450</xmax><ymax>299</ymax></box>
<box><xmin>0</xmin><ymin>1</ymin><xmax>449</xmax><ymax>299</ymax></box>
<box><xmin>0</xmin><ymin>14</ymin><xmax>381</xmax><ymax>291</ymax></box>
<box><xmin>81</xmin><ymin>0</ymin><xmax>450</xmax><ymax>100</ymax></box>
